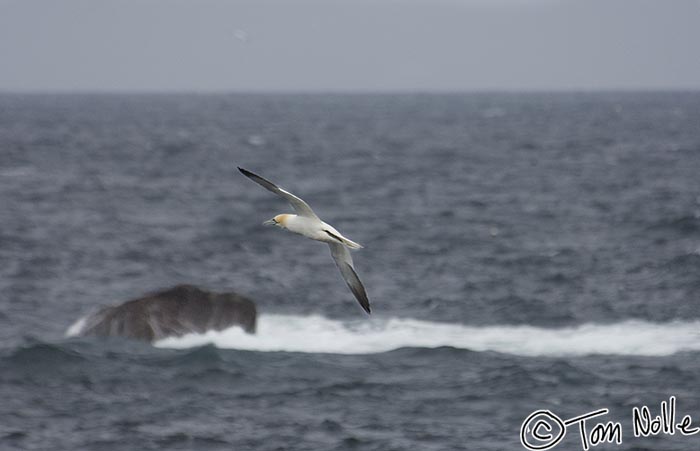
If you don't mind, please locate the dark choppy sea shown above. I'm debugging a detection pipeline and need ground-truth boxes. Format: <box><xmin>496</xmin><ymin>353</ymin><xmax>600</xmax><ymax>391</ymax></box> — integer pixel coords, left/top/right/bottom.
<box><xmin>1</xmin><ymin>93</ymin><xmax>699</xmax><ymax>450</ymax></box>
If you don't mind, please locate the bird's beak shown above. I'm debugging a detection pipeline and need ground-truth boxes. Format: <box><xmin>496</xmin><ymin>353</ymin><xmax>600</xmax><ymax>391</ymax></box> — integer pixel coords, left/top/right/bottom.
<box><xmin>263</xmin><ymin>219</ymin><xmax>276</xmax><ymax>226</ymax></box>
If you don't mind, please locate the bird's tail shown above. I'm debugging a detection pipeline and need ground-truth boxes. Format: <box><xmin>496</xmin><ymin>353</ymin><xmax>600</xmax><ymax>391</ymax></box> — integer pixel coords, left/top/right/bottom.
<box><xmin>341</xmin><ymin>236</ymin><xmax>364</xmax><ymax>250</ymax></box>
<box><xmin>325</xmin><ymin>229</ymin><xmax>364</xmax><ymax>249</ymax></box>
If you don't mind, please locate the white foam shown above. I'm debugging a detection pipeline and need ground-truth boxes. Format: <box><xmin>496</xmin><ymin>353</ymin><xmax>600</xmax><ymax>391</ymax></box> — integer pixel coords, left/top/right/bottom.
<box><xmin>65</xmin><ymin>316</ymin><xmax>87</xmax><ymax>337</ymax></box>
<box><xmin>154</xmin><ymin>315</ymin><xmax>700</xmax><ymax>357</ymax></box>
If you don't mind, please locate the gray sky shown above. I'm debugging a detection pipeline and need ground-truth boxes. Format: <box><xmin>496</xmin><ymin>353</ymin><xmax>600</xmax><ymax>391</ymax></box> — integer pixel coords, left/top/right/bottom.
<box><xmin>1</xmin><ymin>0</ymin><xmax>699</xmax><ymax>92</ymax></box>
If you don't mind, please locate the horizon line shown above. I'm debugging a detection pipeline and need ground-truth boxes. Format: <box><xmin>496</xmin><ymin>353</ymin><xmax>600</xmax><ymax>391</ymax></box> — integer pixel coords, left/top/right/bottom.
<box><xmin>2</xmin><ymin>87</ymin><xmax>700</xmax><ymax>96</ymax></box>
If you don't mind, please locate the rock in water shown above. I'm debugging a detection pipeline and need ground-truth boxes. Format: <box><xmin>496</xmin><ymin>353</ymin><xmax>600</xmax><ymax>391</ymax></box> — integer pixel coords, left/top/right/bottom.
<box><xmin>73</xmin><ymin>285</ymin><xmax>257</xmax><ymax>342</ymax></box>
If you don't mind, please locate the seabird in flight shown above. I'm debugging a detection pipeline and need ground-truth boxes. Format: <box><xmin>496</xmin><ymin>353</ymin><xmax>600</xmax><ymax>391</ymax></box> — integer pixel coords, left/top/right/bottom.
<box><xmin>238</xmin><ymin>167</ymin><xmax>371</xmax><ymax>314</ymax></box>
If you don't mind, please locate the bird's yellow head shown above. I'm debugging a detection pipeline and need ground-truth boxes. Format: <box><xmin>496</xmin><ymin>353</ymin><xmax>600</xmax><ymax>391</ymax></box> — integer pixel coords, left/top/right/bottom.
<box><xmin>263</xmin><ymin>214</ymin><xmax>290</xmax><ymax>228</ymax></box>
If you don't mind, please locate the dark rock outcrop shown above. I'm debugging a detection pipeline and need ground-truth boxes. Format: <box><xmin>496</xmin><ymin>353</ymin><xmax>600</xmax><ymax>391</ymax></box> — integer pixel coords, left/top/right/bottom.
<box><xmin>73</xmin><ymin>284</ymin><xmax>256</xmax><ymax>342</ymax></box>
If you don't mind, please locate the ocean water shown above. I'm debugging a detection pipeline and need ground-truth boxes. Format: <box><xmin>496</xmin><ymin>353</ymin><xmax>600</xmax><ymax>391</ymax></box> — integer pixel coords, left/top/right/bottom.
<box><xmin>1</xmin><ymin>92</ymin><xmax>699</xmax><ymax>450</ymax></box>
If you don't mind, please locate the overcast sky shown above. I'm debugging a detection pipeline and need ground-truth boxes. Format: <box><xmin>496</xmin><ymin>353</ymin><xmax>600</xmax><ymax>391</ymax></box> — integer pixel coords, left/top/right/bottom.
<box><xmin>1</xmin><ymin>0</ymin><xmax>699</xmax><ymax>92</ymax></box>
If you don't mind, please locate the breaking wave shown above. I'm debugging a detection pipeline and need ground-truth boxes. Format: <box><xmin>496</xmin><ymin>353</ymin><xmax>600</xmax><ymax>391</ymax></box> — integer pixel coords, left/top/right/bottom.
<box><xmin>155</xmin><ymin>314</ymin><xmax>700</xmax><ymax>357</ymax></box>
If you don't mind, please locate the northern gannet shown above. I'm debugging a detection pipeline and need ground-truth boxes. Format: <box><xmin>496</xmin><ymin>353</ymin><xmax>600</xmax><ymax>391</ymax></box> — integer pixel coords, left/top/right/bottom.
<box><xmin>238</xmin><ymin>167</ymin><xmax>371</xmax><ymax>314</ymax></box>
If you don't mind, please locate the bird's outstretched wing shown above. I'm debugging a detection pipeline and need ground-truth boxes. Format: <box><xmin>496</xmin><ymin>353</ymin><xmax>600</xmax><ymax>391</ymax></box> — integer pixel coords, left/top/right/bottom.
<box><xmin>328</xmin><ymin>242</ymin><xmax>371</xmax><ymax>314</ymax></box>
<box><xmin>238</xmin><ymin>167</ymin><xmax>319</xmax><ymax>219</ymax></box>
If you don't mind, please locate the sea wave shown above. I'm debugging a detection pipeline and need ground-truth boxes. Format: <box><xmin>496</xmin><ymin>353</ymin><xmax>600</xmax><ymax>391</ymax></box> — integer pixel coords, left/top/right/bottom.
<box><xmin>155</xmin><ymin>314</ymin><xmax>700</xmax><ymax>357</ymax></box>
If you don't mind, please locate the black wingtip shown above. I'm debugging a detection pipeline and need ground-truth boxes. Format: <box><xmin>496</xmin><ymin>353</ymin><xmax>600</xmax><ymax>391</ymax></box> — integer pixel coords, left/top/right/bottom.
<box><xmin>238</xmin><ymin>166</ymin><xmax>251</xmax><ymax>176</ymax></box>
<box><xmin>358</xmin><ymin>296</ymin><xmax>372</xmax><ymax>315</ymax></box>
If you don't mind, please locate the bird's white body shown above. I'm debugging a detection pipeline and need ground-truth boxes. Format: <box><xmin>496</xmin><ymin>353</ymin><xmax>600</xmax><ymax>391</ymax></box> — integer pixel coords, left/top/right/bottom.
<box><xmin>275</xmin><ymin>214</ymin><xmax>363</xmax><ymax>249</ymax></box>
<box><xmin>284</xmin><ymin>215</ymin><xmax>336</xmax><ymax>242</ymax></box>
